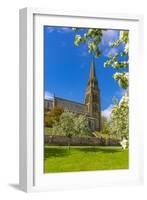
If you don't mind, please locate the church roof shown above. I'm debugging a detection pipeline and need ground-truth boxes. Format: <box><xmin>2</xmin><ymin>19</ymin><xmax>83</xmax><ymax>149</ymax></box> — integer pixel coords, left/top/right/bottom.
<box><xmin>45</xmin><ymin>96</ymin><xmax>88</xmax><ymax>114</ymax></box>
<box><xmin>54</xmin><ymin>96</ymin><xmax>85</xmax><ymax>106</ymax></box>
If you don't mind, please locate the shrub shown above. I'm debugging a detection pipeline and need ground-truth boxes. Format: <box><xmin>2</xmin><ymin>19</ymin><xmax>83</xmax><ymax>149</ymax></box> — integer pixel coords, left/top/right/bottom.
<box><xmin>45</xmin><ymin>111</ymin><xmax>90</xmax><ymax>139</ymax></box>
<box><xmin>44</xmin><ymin>107</ymin><xmax>63</xmax><ymax>127</ymax></box>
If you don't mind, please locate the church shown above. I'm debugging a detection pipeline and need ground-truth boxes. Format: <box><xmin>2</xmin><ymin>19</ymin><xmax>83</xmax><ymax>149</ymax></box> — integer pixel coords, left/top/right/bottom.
<box><xmin>44</xmin><ymin>58</ymin><xmax>101</xmax><ymax>131</ymax></box>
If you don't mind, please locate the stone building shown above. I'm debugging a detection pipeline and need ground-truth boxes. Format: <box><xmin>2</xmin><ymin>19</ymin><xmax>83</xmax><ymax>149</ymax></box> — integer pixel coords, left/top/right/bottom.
<box><xmin>44</xmin><ymin>58</ymin><xmax>101</xmax><ymax>131</ymax></box>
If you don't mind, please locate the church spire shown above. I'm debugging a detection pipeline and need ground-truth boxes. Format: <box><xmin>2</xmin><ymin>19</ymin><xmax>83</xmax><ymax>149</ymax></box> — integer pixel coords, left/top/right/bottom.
<box><xmin>85</xmin><ymin>58</ymin><xmax>101</xmax><ymax>131</ymax></box>
<box><xmin>89</xmin><ymin>57</ymin><xmax>96</xmax><ymax>80</ymax></box>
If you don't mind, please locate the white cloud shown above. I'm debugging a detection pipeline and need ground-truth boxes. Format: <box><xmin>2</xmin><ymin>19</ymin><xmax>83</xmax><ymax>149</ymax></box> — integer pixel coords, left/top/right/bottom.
<box><xmin>46</xmin><ymin>27</ymin><xmax>54</xmax><ymax>33</ymax></box>
<box><xmin>61</xmin><ymin>27</ymin><xmax>72</xmax><ymax>31</ymax></box>
<box><xmin>45</xmin><ymin>91</ymin><xmax>54</xmax><ymax>100</ymax></box>
<box><xmin>100</xmin><ymin>30</ymin><xmax>120</xmax><ymax>57</ymax></box>
<box><xmin>46</xmin><ymin>27</ymin><xmax>72</xmax><ymax>34</ymax></box>
<box><xmin>102</xmin><ymin>30</ymin><xmax>119</xmax><ymax>45</ymax></box>
<box><xmin>106</xmin><ymin>47</ymin><xmax>119</xmax><ymax>57</ymax></box>
<box><xmin>102</xmin><ymin>104</ymin><xmax>114</xmax><ymax>119</ymax></box>
<box><xmin>57</xmin><ymin>27</ymin><xmax>72</xmax><ymax>33</ymax></box>
<box><xmin>115</xmin><ymin>88</ymin><xmax>127</xmax><ymax>99</ymax></box>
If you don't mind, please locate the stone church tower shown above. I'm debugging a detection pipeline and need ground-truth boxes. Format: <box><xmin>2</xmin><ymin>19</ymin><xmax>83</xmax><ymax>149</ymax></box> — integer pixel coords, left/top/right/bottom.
<box><xmin>85</xmin><ymin>58</ymin><xmax>101</xmax><ymax>131</ymax></box>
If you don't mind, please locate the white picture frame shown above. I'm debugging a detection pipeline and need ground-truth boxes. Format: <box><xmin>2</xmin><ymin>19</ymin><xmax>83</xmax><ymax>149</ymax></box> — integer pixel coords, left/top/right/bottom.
<box><xmin>19</xmin><ymin>7</ymin><xmax>144</xmax><ymax>192</ymax></box>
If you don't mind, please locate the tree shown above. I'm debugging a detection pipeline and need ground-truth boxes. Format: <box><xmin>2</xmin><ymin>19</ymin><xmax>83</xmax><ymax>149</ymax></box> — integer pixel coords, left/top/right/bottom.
<box><xmin>73</xmin><ymin>28</ymin><xmax>103</xmax><ymax>57</ymax></box>
<box><xmin>44</xmin><ymin>107</ymin><xmax>63</xmax><ymax>127</ymax></box>
<box><xmin>101</xmin><ymin>116</ymin><xmax>107</xmax><ymax>130</ymax></box>
<box><xmin>73</xmin><ymin>29</ymin><xmax>129</xmax><ymax>89</ymax></box>
<box><xmin>52</xmin><ymin>111</ymin><xmax>90</xmax><ymax>148</ymax></box>
<box><xmin>104</xmin><ymin>31</ymin><xmax>129</xmax><ymax>89</ymax></box>
<box><xmin>74</xmin><ymin>114</ymin><xmax>90</xmax><ymax>136</ymax></box>
<box><xmin>58</xmin><ymin>111</ymin><xmax>75</xmax><ymax>138</ymax></box>
<box><xmin>101</xmin><ymin>116</ymin><xmax>110</xmax><ymax>135</ymax></box>
<box><xmin>110</xmin><ymin>94</ymin><xmax>129</xmax><ymax>139</ymax></box>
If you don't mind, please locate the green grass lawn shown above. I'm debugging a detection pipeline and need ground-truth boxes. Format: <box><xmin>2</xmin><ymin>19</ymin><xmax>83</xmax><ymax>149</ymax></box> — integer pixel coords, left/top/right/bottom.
<box><xmin>44</xmin><ymin>146</ymin><xmax>129</xmax><ymax>173</ymax></box>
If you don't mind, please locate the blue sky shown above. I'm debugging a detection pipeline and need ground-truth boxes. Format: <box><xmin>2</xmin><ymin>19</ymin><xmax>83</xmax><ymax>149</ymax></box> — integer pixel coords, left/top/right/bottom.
<box><xmin>44</xmin><ymin>26</ymin><xmax>128</xmax><ymax>117</ymax></box>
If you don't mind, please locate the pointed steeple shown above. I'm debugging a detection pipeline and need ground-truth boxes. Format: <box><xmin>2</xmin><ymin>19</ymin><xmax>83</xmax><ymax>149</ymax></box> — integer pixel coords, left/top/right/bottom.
<box><xmin>85</xmin><ymin>57</ymin><xmax>101</xmax><ymax>131</ymax></box>
<box><xmin>89</xmin><ymin>57</ymin><xmax>96</xmax><ymax>80</ymax></box>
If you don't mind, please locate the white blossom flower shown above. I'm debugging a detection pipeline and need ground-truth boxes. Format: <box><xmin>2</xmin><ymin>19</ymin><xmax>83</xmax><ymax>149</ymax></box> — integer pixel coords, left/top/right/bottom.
<box><xmin>120</xmin><ymin>137</ymin><xmax>128</xmax><ymax>149</ymax></box>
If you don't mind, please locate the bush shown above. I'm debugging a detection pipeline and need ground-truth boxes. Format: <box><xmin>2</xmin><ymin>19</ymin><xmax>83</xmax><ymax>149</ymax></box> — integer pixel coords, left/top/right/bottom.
<box><xmin>94</xmin><ymin>131</ymin><xmax>119</xmax><ymax>140</ymax></box>
<box><xmin>44</xmin><ymin>107</ymin><xmax>63</xmax><ymax>127</ymax></box>
<box><xmin>45</xmin><ymin>111</ymin><xmax>90</xmax><ymax>138</ymax></box>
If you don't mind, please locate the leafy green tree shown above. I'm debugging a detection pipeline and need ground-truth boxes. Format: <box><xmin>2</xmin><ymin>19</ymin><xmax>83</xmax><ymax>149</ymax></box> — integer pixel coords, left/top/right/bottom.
<box><xmin>73</xmin><ymin>29</ymin><xmax>129</xmax><ymax>89</ymax></box>
<box><xmin>101</xmin><ymin>116</ymin><xmax>107</xmax><ymax>130</ymax></box>
<box><xmin>101</xmin><ymin>116</ymin><xmax>110</xmax><ymax>135</ymax></box>
<box><xmin>74</xmin><ymin>114</ymin><xmax>90</xmax><ymax>136</ymax></box>
<box><xmin>52</xmin><ymin>111</ymin><xmax>90</xmax><ymax>148</ymax></box>
<box><xmin>51</xmin><ymin>112</ymin><xmax>74</xmax><ymax>148</ymax></box>
<box><xmin>44</xmin><ymin>107</ymin><xmax>63</xmax><ymax>127</ymax></box>
<box><xmin>110</xmin><ymin>94</ymin><xmax>129</xmax><ymax>139</ymax></box>
<box><xmin>73</xmin><ymin>28</ymin><xmax>103</xmax><ymax>57</ymax></box>
<box><xmin>105</xmin><ymin>31</ymin><xmax>129</xmax><ymax>89</ymax></box>
<box><xmin>58</xmin><ymin>111</ymin><xmax>75</xmax><ymax>138</ymax></box>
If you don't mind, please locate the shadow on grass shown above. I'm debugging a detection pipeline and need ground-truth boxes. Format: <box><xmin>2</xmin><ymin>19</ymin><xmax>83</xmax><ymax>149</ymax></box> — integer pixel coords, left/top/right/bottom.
<box><xmin>44</xmin><ymin>147</ymin><xmax>70</xmax><ymax>160</ymax></box>
<box><xmin>78</xmin><ymin>147</ymin><xmax>122</xmax><ymax>154</ymax></box>
<box><xmin>44</xmin><ymin>146</ymin><xmax>123</xmax><ymax>160</ymax></box>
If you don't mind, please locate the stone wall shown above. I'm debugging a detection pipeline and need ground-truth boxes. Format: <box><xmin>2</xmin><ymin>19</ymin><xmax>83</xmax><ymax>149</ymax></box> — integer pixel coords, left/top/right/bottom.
<box><xmin>44</xmin><ymin>135</ymin><xmax>120</xmax><ymax>146</ymax></box>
